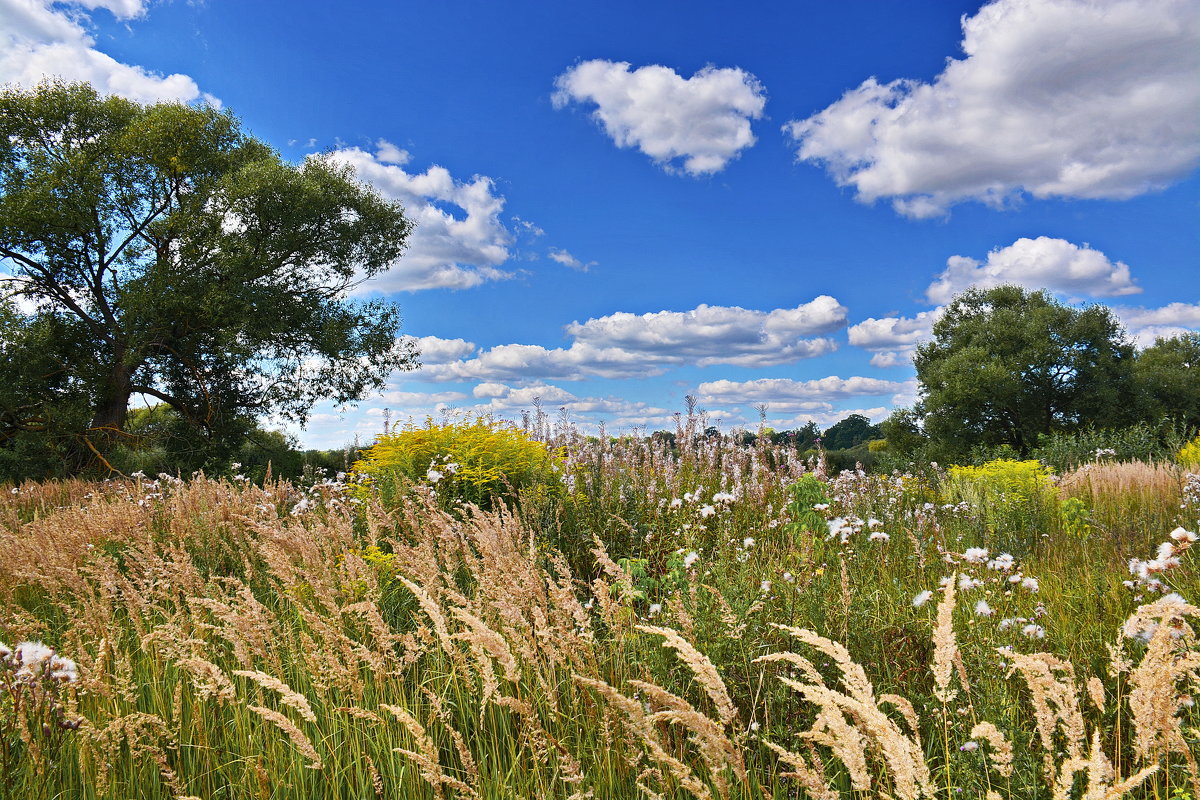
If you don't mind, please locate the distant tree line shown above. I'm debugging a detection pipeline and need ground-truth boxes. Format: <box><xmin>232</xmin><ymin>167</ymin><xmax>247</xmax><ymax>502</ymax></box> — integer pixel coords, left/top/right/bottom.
<box><xmin>882</xmin><ymin>286</ymin><xmax>1200</xmax><ymax>467</ymax></box>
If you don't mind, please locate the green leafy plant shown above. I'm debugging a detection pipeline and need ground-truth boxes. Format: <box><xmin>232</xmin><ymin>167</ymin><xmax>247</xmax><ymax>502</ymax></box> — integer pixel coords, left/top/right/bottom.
<box><xmin>1058</xmin><ymin>495</ymin><xmax>1092</xmax><ymax>539</ymax></box>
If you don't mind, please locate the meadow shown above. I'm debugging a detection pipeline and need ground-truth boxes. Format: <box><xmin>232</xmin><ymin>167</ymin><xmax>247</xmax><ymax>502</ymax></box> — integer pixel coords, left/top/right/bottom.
<box><xmin>1</xmin><ymin>413</ymin><xmax>1198</xmax><ymax>800</ymax></box>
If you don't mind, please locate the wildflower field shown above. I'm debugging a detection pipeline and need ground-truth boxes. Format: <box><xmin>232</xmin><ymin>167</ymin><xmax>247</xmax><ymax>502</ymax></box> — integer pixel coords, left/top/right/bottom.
<box><xmin>2</xmin><ymin>416</ymin><xmax>1199</xmax><ymax>800</ymax></box>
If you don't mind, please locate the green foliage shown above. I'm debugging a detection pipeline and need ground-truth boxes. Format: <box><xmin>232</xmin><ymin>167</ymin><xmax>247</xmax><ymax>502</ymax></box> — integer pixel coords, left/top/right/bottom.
<box><xmin>820</xmin><ymin>413</ymin><xmax>881</xmax><ymax>450</ymax></box>
<box><xmin>1135</xmin><ymin>332</ymin><xmax>1200</xmax><ymax>429</ymax></box>
<box><xmin>1033</xmin><ymin>420</ymin><xmax>1194</xmax><ymax>472</ymax></box>
<box><xmin>353</xmin><ymin>416</ymin><xmax>563</xmax><ymax>510</ymax></box>
<box><xmin>784</xmin><ymin>474</ymin><xmax>830</xmax><ymax>536</ymax></box>
<box><xmin>914</xmin><ymin>286</ymin><xmax>1137</xmax><ymax>458</ymax></box>
<box><xmin>944</xmin><ymin>458</ymin><xmax>1058</xmax><ymax>552</ymax></box>
<box><xmin>1058</xmin><ymin>495</ymin><xmax>1092</xmax><ymax>539</ymax></box>
<box><xmin>0</xmin><ymin>81</ymin><xmax>416</xmax><ymax>473</ymax></box>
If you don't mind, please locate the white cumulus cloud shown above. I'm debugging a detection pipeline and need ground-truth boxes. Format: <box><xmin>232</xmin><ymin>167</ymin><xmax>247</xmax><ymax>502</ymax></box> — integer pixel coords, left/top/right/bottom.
<box><xmin>553</xmin><ymin>59</ymin><xmax>767</xmax><ymax>176</ymax></box>
<box><xmin>698</xmin><ymin>376</ymin><xmax>905</xmax><ymax>404</ymax></box>
<box><xmin>418</xmin><ymin>296</ymin><xmax>846</xmax><ymax>383</ymax></box>
<box><xmin>401</xmin><ymin>335</ymin><xmax>478</xmax><ymax>365</ymax></box>
<box><xmin>1114</xmin><ymin>302</ymin><xmax>1200</xmax><ymax>346</ymax></box>
<box><xmin>567</xmin><ymin>295</ymin><xmax>846</xmax><ymax>367</ymax></box>
<box><xmin>329</xmin><ymin>143</ymin><xmax>517</xmax><ymax>292</ymax></box>
<box><xmin>419</xmin><ymin>342</ymin><xmax>659</xmax><ymax>383</ymax></box>
<box><xmin>926</xmin><ymin>237</ymin><xmax>1140</xmax><ymax>304</ymax></box>
<box><xmin>848</xmin><ymin>309</ymin><xmax>943</xmax><ymax>356</ymax></box>
<box><xmin>0</xmin><ymin>0</ymin><xmax>214</xmax><ymax>105</ymax></box>
<box><xmin>787</xmin><ymin>0</ymin><xmax>1200</xmax><ymax>217</ymax></box>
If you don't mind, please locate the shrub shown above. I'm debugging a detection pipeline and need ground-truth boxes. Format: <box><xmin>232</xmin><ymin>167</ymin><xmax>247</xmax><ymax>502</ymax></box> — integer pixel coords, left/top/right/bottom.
<box><xmin>352</xmin><ymin>415</ymin><xmax>563</xmax><ymax>510</ymax></box>
<box><xmin>1179</xmin><ymin>434</ymin><xmax>1200</xmax><ymax>469</ymax></box>
<box><xmin>946</xmin><ymin>458</ymin><xmax>1054</xmax><ymax>502</ymax></box>
<box><xmin>944</xmin><ymin>459</ymin><xmax>1057</xmax><ymax>551</ymax></box>
<box><xmin>1033</xmin><ymin>421</ymin><xmax>1193</xmax><ymax>472</ymax></box>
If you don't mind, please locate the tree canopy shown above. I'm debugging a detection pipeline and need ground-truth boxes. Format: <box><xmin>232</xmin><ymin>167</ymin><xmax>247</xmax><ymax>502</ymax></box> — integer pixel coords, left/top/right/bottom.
<box><xmin>912</xmin><ymin>286</ymin><xmax>1137</xmax><ymax>457</ymax></box>
<box><xmin>0</xmin><ymin>81</ymin><xmax>417</xmax><ymax>474</ymax></box>
<box><xmin>821</xmin><ymin>413</ymin><xmax>880</xmax><ymax>451</ymax></box>
<box><xmin>1134</xmin><ymin>332</ymin><xmax>1200</xmax><ymax>430</ymax></box>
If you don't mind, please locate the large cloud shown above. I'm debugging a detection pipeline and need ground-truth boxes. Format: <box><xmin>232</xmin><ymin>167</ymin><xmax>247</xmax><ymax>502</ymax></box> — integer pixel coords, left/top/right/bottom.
<box><xmin>1114</xmin><ymin>301</ymin><xmax>1200</xmax><ymax>345</ymax></box>
<box><xmin>847</xmin><ymin>309</ymin><xmax>943</xmax><ymax>367</ymax></box>
<box><xmin>787</xmin><ymin>0</ymin><xmax>1200</xmax><ymax>217</ymax></box>
<box><xmin>553</xmin><ymin>60</ymin><xmax>767</xmax><ymax>176</ymax></box>
<box><xmin>566</xmin><ymin>295</ymin><xmax>847</xmax><ymax>367</ymax></box>
<box><xmin>698</xmin><ymin>376</ymin><xmax>905</xmax><ymax>403</ymax></box>
<box><xmin>401</xmin><ymin>335</ymin><xmax>478</xmax><ymax>365</ymax></box>
<box><xmin>0</xmin><ymin>0</ymin><xmax>214</xmax><ymax>105</ymax></box>
<box><xmin>328</xmin><ymin>144</ymin><xmax>516</xmax><ymax>292</ymax></box>
<box><xmin>417</xmin><ymin>297</ymin><xmax>845</xmax><ymax>383</ymax></box>
<box><xmin>926</xmin><ymin>237</ymin><xmax>1140</xmax><ymax>304</ymax></box>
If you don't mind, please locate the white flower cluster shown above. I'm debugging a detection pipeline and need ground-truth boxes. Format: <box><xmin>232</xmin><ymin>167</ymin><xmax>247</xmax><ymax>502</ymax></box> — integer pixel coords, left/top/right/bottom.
<box><xmin>1125</xmin><ymin>527</ymin><xmax>1197</xmax><ymax>597</ymax></box>
<box><xmin>1</xmin><ymin>640</ymin><xmax>78</xmax><ymax>684</ymax></box>
<box><xmin>824</xmin><ymin>515</ymin><xmax>888</xmax><ymax>544</ymax></box>
<box><xmin>424</xmin><ymin>456</ymin><xmax>461</xmax><ymax>485</ymax></box>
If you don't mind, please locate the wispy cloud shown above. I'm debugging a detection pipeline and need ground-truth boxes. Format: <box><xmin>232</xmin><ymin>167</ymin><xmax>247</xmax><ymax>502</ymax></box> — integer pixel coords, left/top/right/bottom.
<box><xmin>548</xmin><ymin>248</ymin><xmax>596</xmax><ymax>272</ymax></box>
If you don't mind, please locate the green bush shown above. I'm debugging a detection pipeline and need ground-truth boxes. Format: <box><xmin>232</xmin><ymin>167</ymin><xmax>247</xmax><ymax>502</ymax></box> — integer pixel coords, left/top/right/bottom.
<box><xmin>944</xmin><ymin>458</ymin><xmax>1058</xmax><ymax>552</ymax></box>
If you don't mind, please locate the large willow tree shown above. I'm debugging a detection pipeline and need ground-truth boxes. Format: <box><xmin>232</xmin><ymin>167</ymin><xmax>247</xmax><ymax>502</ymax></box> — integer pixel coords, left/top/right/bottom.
<box><xmin>0</xmin><ymin>82</ymin><xmax>417</xmax><ymax>471</ymax></box>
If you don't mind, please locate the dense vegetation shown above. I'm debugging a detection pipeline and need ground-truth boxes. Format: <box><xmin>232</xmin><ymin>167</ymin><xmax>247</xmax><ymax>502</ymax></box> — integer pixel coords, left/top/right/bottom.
<box><xmin>3</xmin><ymin>81</ymin><xmax>1200</xmax><ymax>799</ymax></box>
<box><xmin>899</xmin><ymin>287</ymin><xmax>1200</xmax><ymax>463</ymax></box>
<box><xmin>2</xmin><ymin>414</ymin><xmax>1198</xmax><ymax>798</ymax></box>
<box><xmin>0</xmin><ymin>82</ymin><xmax>416</xmax><ymax>478</ymax></box>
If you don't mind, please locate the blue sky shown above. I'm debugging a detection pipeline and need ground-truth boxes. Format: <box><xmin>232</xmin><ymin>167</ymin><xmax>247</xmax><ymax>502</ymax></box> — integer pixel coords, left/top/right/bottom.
<box><xmin>3</xmin><ymin>0</ymin><xmax>1198</xmax><ymax>447</ymax></box>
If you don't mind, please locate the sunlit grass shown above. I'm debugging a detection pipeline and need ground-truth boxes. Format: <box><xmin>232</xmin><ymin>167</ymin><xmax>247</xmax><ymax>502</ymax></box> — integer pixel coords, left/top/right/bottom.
<box><xmin>1</xmin><ymin>425</ymin><xmax>1197</xmax><ymax>798</ymax></box>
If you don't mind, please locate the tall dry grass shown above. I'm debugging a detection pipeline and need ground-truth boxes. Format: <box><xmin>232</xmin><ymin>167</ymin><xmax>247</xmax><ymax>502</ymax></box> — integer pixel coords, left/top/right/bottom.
<box><xmin>0</xmin><ymin>434</ymin><xmax>1197</xmax><ymax>798</ymax></box>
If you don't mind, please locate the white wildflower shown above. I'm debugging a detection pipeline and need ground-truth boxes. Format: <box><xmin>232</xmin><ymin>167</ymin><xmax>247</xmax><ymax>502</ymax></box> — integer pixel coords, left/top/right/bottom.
<box><xmin>1168</xmin><ymin>526</ymin><xmax>1197</xmax><ymax>543</ymax></box>
<box><xmin>912</xmin><ymin>590</ymin><xmax>934</xmax><ymax>608</ymax></box>
<box><xmin>868</xmin><ymin>531</ymin><xmax>890</xmax><ymax>543</ymax></box>
<box><xmin>683</xmin><ymin>551</ymin><xmax>700</xmax><ymax>569</ymax></box>
<box><xmin>958</xmin><ymin>574</ymin><xmax>983</xmax><ymax>591</ymax></box>
<box><xmin>974</xmin><ymin>601</ymin><xmax>994</xmax><ymax>617</ymax></box>
<box><xmin>1022</xmin><ymin>624</ymin><xmax>1046</xmax><ymax>639</ymax></box>
<box><xmin>987</xmin><ymin>553</ymin><xmax>1015</xmax><ymax>571</ymax></box>
<box><xmin>1021</xmin><ymin>577</ymin><xmax>1040</xmax><ymax>593</ymax></box>
<box><xmin>699</xmin><ymin>505</ymin><xmax>716</xmax><ymax>518</ymax></box>
<box><xmin>963</xmin><ymin>547</ymin><xmax>989</xmax><ymax>564</ymax></box>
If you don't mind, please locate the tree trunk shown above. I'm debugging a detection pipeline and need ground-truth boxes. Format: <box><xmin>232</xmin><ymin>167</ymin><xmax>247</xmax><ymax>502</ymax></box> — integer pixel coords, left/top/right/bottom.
<box><xmin>89</xmin><ymin>363</ymin><xmax>133</xmax><ymax>434</ymax></box>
